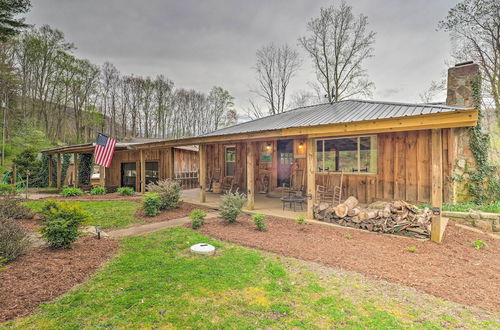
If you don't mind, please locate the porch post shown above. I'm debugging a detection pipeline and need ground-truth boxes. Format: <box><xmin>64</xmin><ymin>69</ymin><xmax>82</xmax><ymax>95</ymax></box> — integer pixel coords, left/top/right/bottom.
<box><xmin>306</xmin><ymin>138</ymin><xmax>316</xmax><ymax>219</ymax></box>
<box><xmin>199</xmin><ymin>144</ymin><xmax>207</xmax><ymax>203</ymax></box>
<box><xmin>56</xmin><ymin>153</ymin><xmax>62</xmax><ymax>188</ymax></box>
<box><xmin>431</xmin><ymin>128</ymin><xmax>446</xmax><ymax>243</ymax></box>
<box><xmin>73</xmin><ymin>153</ymin><xmax>78</xmax><ymax>187</ymax></box>
<box><xmin>140</xmin><ymin>149</ymin><xmax>146</xmax><ymax>193</ymax></box>
<box><xmin>167</xmin><ymin>147</ymin><xmax>174</xmax><ymax>179</ymax></box>
<box><xmin>48</xmin><ymin>154</ymin><xmax>53</xmax><ymax>187</ymax></box>
<box><xmin>246</xmin><ymin>142</ymin><xmax>255</xmax><ymax>210</ymax></box>
<box><xmin>99</xmin><ymin>165</ymin><xmax>106</xmax><ymax>187</ymax></box>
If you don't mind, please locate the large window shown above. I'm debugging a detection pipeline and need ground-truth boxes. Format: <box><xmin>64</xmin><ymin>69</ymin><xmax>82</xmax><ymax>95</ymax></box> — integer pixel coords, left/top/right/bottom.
<box><xmin>225</xmin><ymin>146</ymin><xmax>236</xmax><ymax>177</ymax></box>
<box><xmin>316</xmin><ymin>136</ymin><xmax>377</xmax><ymax>174</ymax></box>
<box><xmin>145</xmin><ymin>161</ymin><xmax>159</xmax><ymax>185</ymax></box>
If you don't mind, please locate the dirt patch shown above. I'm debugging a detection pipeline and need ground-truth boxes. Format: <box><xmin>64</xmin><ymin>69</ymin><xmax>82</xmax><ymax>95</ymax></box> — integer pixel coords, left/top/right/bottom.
<box><xmin>0</xmin><ymin>237</ymin><xmax>119</xmax><ymax>322</ymax></box>
<box><xmin>196</xmin><ymin>215</ymin><xmax>500</xmax><ymax>312</ymax></box>
<box><xmin>135</xmin><ymin>202</ymin><xmax>212</xmax><ymax>223</ymax></box>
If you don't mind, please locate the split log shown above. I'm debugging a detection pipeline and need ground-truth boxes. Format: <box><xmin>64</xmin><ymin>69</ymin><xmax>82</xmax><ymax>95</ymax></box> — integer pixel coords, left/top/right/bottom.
<box><xmin>347</xmin><ymin>207</ymin><xmax>360</xmax><ymax>217</ymax></box>
<box><xmin>334</xmin><ymin>196</ymin><xmax>359</xmax><ymax>218</ymax></box>
<box><xmin>358</xmin><ymin>209</ymin><xmax>378</xmax><ymax>221</ymax></box>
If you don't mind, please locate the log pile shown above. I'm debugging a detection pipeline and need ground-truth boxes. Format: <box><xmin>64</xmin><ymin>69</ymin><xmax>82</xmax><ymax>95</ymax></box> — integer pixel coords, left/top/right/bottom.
<box><xmin>313</xmin><ymin>196</ymin><xmax>432</xmax><ymax>238</ymax></box>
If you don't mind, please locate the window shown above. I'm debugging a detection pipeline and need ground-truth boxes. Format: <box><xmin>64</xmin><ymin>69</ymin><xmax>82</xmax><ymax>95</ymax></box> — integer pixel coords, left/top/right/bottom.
<box><xmin>316</xmin><ymin>135</ymin><xmax>377</xmax><ymax>174</ymax></box>
<box><xmin>225</xmin><ymin>146</ymin><xmax>236</xmax><ymax>177</ymax></box>
<box><xmin>145</xmin><ymin>161</ymin><xmax>159</xmax><ymax>185</ymax></box>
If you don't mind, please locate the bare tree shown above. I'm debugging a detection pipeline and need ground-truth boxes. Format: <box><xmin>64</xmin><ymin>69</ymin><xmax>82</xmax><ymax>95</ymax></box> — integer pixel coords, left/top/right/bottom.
<box><xmin>252</xmin><ymin>43</ymin><xmax>301</xmax><ymax>116</ymax></box>
<box><xmin>299</xmin><ymin>1</ymin><xmax>375</xmax><ymax>102</ymax></box>
<box><xmin>287</xmin><ymin>90</ymin><xmax>322</xmax><ymax>109</ymax></box>
<box><xmin>439</xmin><ymin>0</ymin><xmax>500</xmax><ymax>120</ymax></box>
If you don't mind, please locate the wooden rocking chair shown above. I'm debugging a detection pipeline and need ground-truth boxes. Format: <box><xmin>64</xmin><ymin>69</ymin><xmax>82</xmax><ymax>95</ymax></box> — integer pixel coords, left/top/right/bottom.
<box><xmin>316</xmin><ymin>171</ymin><xmax>343</xmax><ymax>206</ymax></box>
<box><xmin>282</xmin><ymin>167</ymin><xmax>305</xmax><ymax>197</ymax></box>
<box><xmin>207</xmin><ymin>168</ymin><xmax>221</xmax><ymax>192</ymax></box>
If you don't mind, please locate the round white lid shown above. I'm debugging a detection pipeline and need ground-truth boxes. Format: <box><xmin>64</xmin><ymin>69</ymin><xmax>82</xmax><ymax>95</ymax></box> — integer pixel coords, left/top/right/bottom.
<box><xmin>190</xmin><ymin>243</ymin><xmax>215</xmax><ymax>255</ymax></box>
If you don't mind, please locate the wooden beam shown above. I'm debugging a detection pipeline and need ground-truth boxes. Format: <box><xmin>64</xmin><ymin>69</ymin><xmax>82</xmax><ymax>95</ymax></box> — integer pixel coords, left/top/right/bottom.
<box><xmin>284</xmin><ymin>110</ymin><xmax>478</xmax><ymax>138</ymax></box>
<box><xmin>306</xmin><ymin>138</ymin><xmax>316</xmax><ymax>219</ymax></box>
<box><xmin>140</xmin><ymin>149</ymin><xmax>146</xmax><ymax>193</ymax></box>
<box><xmin>48</xmin><ymin>155</ymin><xmax>53</xmax><ymax>187</ymax></box>
<box><xmin>246</xmin><ymin>142</ymin><xmax>255</xmax><ymax>210</ymax></box>
<box><xmin>431</xmin><ymin>128</ymin><xmax>445</xmax><ymax>243</ymax></box>
<box><xmin>56</xmin><ymin>153</ymin><xmax>62</xmax><ymax>188</ymax></box>
<box><xmin>73</xmin><ymin>153</ymin><xmax>78</xmax><ymax>187</ymax></box>
<box><xmin>199</xmin><ymin>144</ymin><xmax>207</xmax><ymax>203</ymax></box>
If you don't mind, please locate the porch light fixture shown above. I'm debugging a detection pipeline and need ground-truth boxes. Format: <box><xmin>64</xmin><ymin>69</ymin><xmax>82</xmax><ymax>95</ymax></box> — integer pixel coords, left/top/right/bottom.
<box><xmin>266</xmin><ymin>143</ymin><xmax>272</xmax><ymax>151</ymax></box>
<box><xmin>298</xmin><ymin>142</ymin><xmax>304</xmax><ymax>149</ymax></box>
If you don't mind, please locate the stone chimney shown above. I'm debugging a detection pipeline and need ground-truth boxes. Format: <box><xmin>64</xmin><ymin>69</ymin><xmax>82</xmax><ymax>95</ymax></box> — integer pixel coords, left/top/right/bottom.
<box><xmin>446</xmin><ymin>61</ymin><xmax>480</xmax><ymax>107</ymax></box>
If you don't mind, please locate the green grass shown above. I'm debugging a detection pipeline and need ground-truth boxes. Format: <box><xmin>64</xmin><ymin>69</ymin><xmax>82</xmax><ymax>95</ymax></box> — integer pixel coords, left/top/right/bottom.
<box><xmin>419</xmin><ymin>201</ymin><xmax>500</xmax><ymax>213</ymax></box>
<box><xmin>25</xmin><ymin>200</ymin><xmax>141</xmax><ymax>229</ymax></box>
<box><xmin>4</xmin><ymin>228</ymin><xmax>497</xmax><ymax>329</ymax></box>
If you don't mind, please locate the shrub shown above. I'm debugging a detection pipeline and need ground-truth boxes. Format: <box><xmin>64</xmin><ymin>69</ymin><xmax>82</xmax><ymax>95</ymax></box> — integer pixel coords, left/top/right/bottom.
<box><xmin>344</xmin><ymin>233</ymin><xmax>352</xmax><ymax>239</ymax></box>
<box><xmin>0</xmin><ymin>183</ymin><xmax>16</xmax><ymax>196</ymax></box>
<box><xmin>90</xmin><ymin>186</ymin><xmax>107</xmax><ymax>195</ymax></box>
<box><xmin>143</xmin><ymin>192</ymin><xmax>161</xmax><ymax>217</ymax></box>
<box><xmin>189</xmin><ymin>209</ymin><xmax>206</xmax><ymax>229</ymax></box>
<box><xmin>61</xmin><ymin>187</ymin><xmax>84</xmax><ymax>197</ymax></box>
<box><xmin>0</xmin><ymin>197</ymin><xmax>34</xmax><ymax>219</ymax></box>
<box><xmin>39</xmin><ymin>200</ymin><xmax>89</xmax><ymax>249</ymax></box>
<box><xmin>0</xmin><ymin>217</ymin><xmax>31</xmax><ymax>262</ymax></box>
<box><xmin>472</xmin><ymin>239</ymin><xmax>486</xmax><ymax>250</ymax></box>
<box><xmin>219</xmin><ymin>191</ymin><xmax>246</xmax><ymax>223</ymax></box>
<box><xmin>252</xmin><ymin>213</ymin><xmax>266</xmax><ymax>231</ymax></box>
<box><xmin>296</xmin><ymin>215</ymin><xmax>306</xmax><ymax>225</ymax></box>
<box><xmin>407</xmin><ymin>246</ymin><xmax>417</xmax><ymax>253</ymax></box>
<box><xmin>146</xmin><ymin>179</ymin><xmax>181</xmax><ymax>210</ymax></box>
<box><xmin>117</xmin><ymin>187</ymin><xmax>135</xmax><ymax>196</ymax></box>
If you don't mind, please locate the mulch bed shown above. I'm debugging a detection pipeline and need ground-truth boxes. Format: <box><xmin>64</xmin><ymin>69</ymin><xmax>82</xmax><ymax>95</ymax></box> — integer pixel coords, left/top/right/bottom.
<box><xmin>196</xmin><ymin>215</ymin><xmax>500</xmax><ymax>312</ymax></box>
<box><xmin>0</xmin><ymin>236</ymin><xmax>119</xmax><ymax>322</ymax></box>
<box><xmin>135</xmin><ymin>202</ymin><xmax>213</xmax><ymax>223</ymax></box>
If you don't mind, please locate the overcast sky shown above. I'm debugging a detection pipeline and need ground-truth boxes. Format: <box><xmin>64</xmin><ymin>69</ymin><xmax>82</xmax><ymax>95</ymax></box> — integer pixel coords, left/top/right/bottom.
<box><xmin>26</xmin><ymin>0</ymin><xmax>459</xmax><ymax>116</ymax></box>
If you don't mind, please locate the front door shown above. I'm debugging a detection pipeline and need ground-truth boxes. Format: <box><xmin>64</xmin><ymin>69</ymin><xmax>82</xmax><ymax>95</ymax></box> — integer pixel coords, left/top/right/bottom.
<box><xmin>277</xmin><ymin>139</ymin><xmax>294</xmax><ymax>188</ymax></box>
<box><xmin>121</xmin><ymin>162</ymin><xmax>137</xmax><ymax>190</ymax></box>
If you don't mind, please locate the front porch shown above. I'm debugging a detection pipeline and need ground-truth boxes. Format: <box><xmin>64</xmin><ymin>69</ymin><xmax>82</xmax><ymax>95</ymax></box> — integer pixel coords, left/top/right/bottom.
<box><xmin>182</xmin><ymin>188</ymin><xmax>309</xmax><ymax>220</ymax></box>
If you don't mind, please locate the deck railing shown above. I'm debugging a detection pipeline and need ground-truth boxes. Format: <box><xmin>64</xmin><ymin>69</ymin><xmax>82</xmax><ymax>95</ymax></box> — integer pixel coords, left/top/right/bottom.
<box><xmin>174</xmin><ymin>171</ymin><xmax>199</xmax><ymax>189</ymax></box>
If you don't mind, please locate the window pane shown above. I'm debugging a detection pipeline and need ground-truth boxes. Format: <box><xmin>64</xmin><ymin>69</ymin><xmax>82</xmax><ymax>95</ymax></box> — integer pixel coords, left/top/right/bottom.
<box><xmin>225</xmin><ymin>147</ymin><xmax>236</xmax><ymax>176</ymax></box>
<box><xmin>316</xmin><ymin>140</ymin><xmax>324</xmax><ymax>172</ymax></box>
<box><xmin>146</xmin><ymin>162</ymin><xmax>159</xmax><ymax>185</ymax></box>
<box><xmin>328</xmin><ymin>138</ymin><xmax>358</xmax><ymax>172</ymax></box>
<box><xmin>324</xmin><ymin>139</ymin><xmax>338</xmax><ymax>171</ymax></box>
<box><xmin>360</xmin><ymin>136</ymin><xmax>377</xmax><ymax>173</ymax></box>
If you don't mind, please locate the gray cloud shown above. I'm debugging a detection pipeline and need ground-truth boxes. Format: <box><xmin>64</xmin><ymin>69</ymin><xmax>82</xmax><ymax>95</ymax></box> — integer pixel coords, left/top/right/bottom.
<box><xmin>26</xmin><ymin>0</ymin><xmax>460</xmax><ymax>114</ymax></box>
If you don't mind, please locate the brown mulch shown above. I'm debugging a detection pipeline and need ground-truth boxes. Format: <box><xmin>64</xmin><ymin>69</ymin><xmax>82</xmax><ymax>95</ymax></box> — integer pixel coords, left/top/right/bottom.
<box><xmin>196</xmin><ymin>215</ymin><xmax>500</xmax><ymax>312</ymax></box>
<box><xmin>135</xmin><ymin>202</ymin><xmax>213</xmax><ymax>223</ymax></box>
<box><xmin>17</xmin><ymin>215</ymin><xmax>43</xmax><ymax>232</ymax></box>
<box><xmin>0</xmin><ymin>237</ymin><xmax>119</xmax><ymax>322</ymax></box>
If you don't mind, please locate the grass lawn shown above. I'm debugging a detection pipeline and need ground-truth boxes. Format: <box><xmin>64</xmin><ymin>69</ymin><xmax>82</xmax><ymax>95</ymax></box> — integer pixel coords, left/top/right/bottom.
<box><xmin>25</xmin><ymin>200</ymin><xmax>141</xmax><ymax>229</ymax></box>
<box><xmin>419</xmin><ymin>201</ymin><xmax>500</xmax><ymax>213</ymax></box>
<box><xmin>4</xmin><ymin>228</ymin><xmax>497</xmax><ymax>329</ymax></box>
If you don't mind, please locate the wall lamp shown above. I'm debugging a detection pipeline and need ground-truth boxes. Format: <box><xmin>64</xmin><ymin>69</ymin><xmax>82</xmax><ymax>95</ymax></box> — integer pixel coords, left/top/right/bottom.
<box><xmin>266</xmin><ymin>143</ymin><xmax>272</xmax><ymax>151</ymax></box>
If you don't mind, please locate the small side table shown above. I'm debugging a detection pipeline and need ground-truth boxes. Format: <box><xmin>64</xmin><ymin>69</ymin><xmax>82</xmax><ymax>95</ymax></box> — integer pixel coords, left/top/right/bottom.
<box><xmin>280</xmin><ymin>196</ymin><xmax>305</xmax><ymax>212</ymax></box>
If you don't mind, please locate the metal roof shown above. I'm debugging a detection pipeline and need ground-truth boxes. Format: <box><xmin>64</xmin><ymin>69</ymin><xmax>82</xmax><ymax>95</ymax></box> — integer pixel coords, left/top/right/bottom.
<box><xmin>203</xmin><ymin>99</ymin><xmax>473</xmax><ymax>137</ymax></box>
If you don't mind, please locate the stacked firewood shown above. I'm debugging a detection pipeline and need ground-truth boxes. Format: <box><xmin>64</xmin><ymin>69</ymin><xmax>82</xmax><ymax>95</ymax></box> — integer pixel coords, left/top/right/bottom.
<box><xmin>313</xmin><ymin>196</ymin><xmax>432</xmax><ymax>238</ymax></box>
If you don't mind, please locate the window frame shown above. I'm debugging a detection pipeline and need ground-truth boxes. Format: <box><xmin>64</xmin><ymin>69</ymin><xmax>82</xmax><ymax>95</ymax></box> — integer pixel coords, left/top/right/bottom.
<box><xmin>315</xmin><ymin>135</ymin><xmax>377</xmax><ymax>175</ymax></box>
<box><xmin>224</xmin><ymin>146</ymin><xmax>236</xmax><ymax>177</ymax></box>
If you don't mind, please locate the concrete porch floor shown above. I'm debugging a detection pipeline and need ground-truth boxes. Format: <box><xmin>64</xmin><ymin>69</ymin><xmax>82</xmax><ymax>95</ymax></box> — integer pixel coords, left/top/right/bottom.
<box><xmin>181</xmin><ymin>189</ymin><xmax>307</xmax><ymax>220</ymax></box>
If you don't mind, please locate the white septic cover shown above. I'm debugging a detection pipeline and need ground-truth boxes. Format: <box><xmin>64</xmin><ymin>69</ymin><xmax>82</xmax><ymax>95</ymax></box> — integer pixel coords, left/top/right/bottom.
<box><xmin>190</xmin><ymin>243</ymin><xmax>215</xmax><ymax>255</ymax></box>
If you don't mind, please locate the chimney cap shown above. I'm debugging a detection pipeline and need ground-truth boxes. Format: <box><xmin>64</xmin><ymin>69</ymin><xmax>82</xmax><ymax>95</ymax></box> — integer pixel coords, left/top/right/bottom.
<box><xmin>455</xmin><ymin>61</ymin><xmax>474</xmax><ymax>67</ymax></box>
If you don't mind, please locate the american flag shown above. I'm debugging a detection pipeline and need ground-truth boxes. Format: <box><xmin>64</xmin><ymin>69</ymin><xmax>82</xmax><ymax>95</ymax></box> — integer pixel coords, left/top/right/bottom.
<box><xmin>94</xmin><ymin>133</ymin><xmax>116</xmax><ymax>168</ymax></box>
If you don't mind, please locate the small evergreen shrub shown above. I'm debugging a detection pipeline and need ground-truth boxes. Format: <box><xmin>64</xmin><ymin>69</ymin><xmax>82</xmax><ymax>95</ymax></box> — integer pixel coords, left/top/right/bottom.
<box><xmin>0</xmin><ymin>183</ymin><xmax>15</xmax><ymax>196</ymax></box>
<box><xmin>219</xmin><ymin>191</ymin><xmax>246</xmax><ymax>223</ymax></box>
<box><xmin>189</xmin><ymin>209</ymin><xmax>206</xmax><ymax>229</ymax></box>
<box><xmin>146</xmin><ymin>179</ymin><xmax>181</xmax><ymax>210</ymax></box>
<box><xmin>0</xmin><ymin>197</ymin><xmax>34</xmax><ymax>219</ymax></box>
<box><xmin>143</xmin><ymin>192</ymin><xmax>161</xmax><ymax>217</ymax></box>
<box><xmin>40</xmin><ymin>200</ymin><xmax>89</xmax><ymax>249</ymax></box>
<box><xmin>90</xmin><ymin>186</ymin><xmax>107</xmax><ymax>195</ymax></box>
<box><xmin>61</xmin><ymin>187</ymin><xmax>84</xmax><ymax>197</ymax></box>
<box><xmin>407</xmin><ymin>246</ymin><xmax>417</xmax><ymax>253</ymax></box>
<box><xmin>296</xmin><ymin>215</ymin><xmax>306</xmax><ymax>225</ymax></box>
<box><xmin>0</xmin><ymin>217</ymin><xmax>31</xmax><ymax>262</ymax></box>
<box><xmin>252</xmin><ymin>213</ymin><xmax>266</xmax><ymax>231</ymax></box>
<box><xmin>117</xmin><ymin>187</ymin><xmax>135</xmax><ymax>196</ymax></box>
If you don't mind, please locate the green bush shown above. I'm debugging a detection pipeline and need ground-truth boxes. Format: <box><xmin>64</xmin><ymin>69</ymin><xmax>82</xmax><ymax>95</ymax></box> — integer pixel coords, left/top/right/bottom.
<box><xmin>0</xmin><ymin>197</ymin><xmax>34</xmax><ymax>219</ymax></box>
<box><xmin>219</xmin><ymin>191</ymin><xmax>246</xmax><ymax>223</ymax></box>
<box><xmin>142</xmin><ymin>193</ymin><xmax>161</xmax><ymax>217</ymax></box>
<box><xmin>296</xmin><ymin>215</ymin><xmax>306</xmax><ymax>225</ymax></box>
<box><xmin>90</xmin><ymin>186</ymin><xmax>107</xmax><ymax>195</ymax></box>
<box><xmin>39</xmin><ymin>200</ymin><xmax>89</xmax><ymax>249</ymax></box>
<box><xmin>146</xmin><ymin>179</ymin><xmax>181</xmax><ymax>210</ymax></box>
<box><xmin>61</xmin><ymin>187</ymin><xmax>84</xmax><ymax>197</ymax></box>
<box><xmin>252</xmin><ymin>213</ymin><xmax>266</xmax><ymax>231</ymax></box>
<box><xmin>0</xmin><ymin>217</ymin><xmax>31</xmax><ymax>262</ymax></box>
<box><xmin>117</xmin><ymin>187</ymin><xmax>135</xmax><ymax>196</ymax></box>
<box><xmin>0</xmin><ymin>183</ymin><xmax>16</xmax><ymax>196</ymax></box>
<box><xmin>189</xmin><ymin>209</ymin><xmax>206</xmax><ymax>229</ymax></box>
